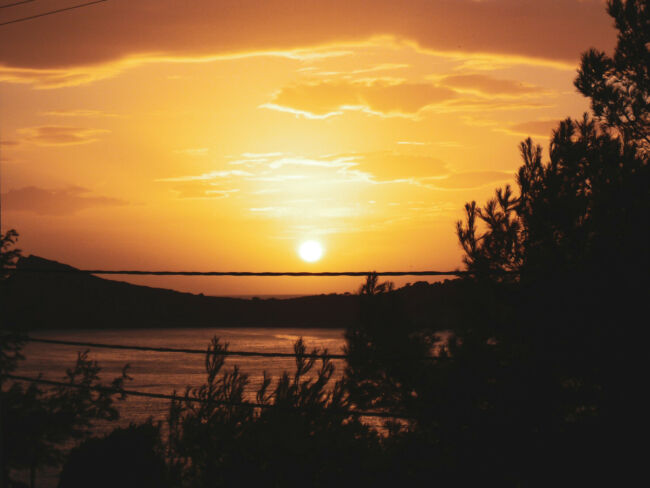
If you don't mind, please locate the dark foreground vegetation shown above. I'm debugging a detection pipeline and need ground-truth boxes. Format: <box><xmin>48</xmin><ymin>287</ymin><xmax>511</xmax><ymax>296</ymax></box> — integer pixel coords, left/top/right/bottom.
<box><xmin>1</xmin><ymin>1</ymin><xmax>648</xmax><ymax>486</ymax></box>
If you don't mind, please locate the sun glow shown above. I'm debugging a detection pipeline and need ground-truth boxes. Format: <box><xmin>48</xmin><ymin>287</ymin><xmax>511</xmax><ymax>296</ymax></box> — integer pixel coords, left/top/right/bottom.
<box><xmin>298</xmin><ymin>240</ymin><xmax>324</xmax><ymax>262</ymax></box>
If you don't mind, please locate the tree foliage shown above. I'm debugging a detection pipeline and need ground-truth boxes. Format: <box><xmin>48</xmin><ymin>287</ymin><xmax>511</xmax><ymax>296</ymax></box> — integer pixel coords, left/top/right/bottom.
<box><xmin>58</xmin><ymin>421</ymin><xmax>169</xmax><ymax>488</ymax></box>
<box><xmin>344</xmin><ymin>0</ymin><xmax>649</xmax><ymax>485</ymax></box>
<box><xmin>1</xmin><ymin>353</ymin><xmax>131</xmax><ymax>488</ymax></box>
<box><xmin>0</xmin><ymin>230</ymin><xmax>20</xmax><ymax>281</ymax></box>
<box><xmin>575</xmin><ymin>0</ymin><xmax>649</xmax><ymax>153</ymax></box>
<box><xmin>1</xmin><ymin>229</ymin><xmax>131</xmax><ymax>487</ymax></box>
<box><xmin>166</xmin><ymin>337</ymin><xmax>377</xmax><ymax>488</ymax></box>
<box><xmin>457</xmin><ymin>114</ymin><xmax>648</xmax><ymax>282</ymax></box>
<box><xmin>459</xmin><ymin>0</ymin><xmax>650</xmax><ymax>286</ymax></box>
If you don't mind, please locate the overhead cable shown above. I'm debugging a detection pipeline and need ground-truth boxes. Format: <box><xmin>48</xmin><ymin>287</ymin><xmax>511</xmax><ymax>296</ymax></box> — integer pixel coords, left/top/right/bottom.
<box><xmin>4</xmin><ymin>373</ymin><xmax>413</xmax><ymax>420</ymax></box>
<box><xmin>0</xmin><ymin>0</ymin><xmax>107</xmax><ymax>27</ymax></box>
<box><xmin>0</xmin><ymin>0</ymin><xmax>37</xmax><ymax>10</ymax></box>
<box><xmin>19</xmin><ymin>336</ymin><xmax>446</xmax><ymax>361</ymax></box>
<box><xmin>12</xmin><ymin>268</ymin><xmax>469</xmax><ymax>277</ymax></box>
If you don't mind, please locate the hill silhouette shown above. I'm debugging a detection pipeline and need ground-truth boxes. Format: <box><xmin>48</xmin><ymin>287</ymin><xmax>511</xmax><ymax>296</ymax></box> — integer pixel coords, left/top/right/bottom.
<box><xmin>2</xmin><ymin>255</ymin><xmax>462</xmax><ymax>331</ymax></box>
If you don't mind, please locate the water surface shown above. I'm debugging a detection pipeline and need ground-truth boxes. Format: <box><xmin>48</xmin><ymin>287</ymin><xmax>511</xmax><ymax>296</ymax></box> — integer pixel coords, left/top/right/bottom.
<box><xmin>17</xmin><ymin>327</ymin><xmax>347</xmax><ymax>426</ymax></box>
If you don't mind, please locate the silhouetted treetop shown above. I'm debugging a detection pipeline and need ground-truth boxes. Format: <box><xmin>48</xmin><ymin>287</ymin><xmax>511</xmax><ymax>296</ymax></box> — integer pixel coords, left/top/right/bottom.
<box><xmin>575</xmin><ymin>0</ymin><xmax>649</xmax><ymax>153</ymax></box>
<box><xmin>459</xmin><ymin>0</ymin><xmax>650</xmax><ymax>281</ymax></box>
<box><xmin>458</xmin><ymin>114</ymin><xmax>648</xmax><ymax>281</ymax></box>
<box><xmin>358</xmin><ymin>272</ymin><xmax>394</xmax><ymax>295</ymax></box>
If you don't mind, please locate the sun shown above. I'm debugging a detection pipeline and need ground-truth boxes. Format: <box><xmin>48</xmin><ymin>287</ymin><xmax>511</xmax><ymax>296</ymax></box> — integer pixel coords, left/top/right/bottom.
<box><xmin>298</xmin><ymin>240</ymin><xmax>324</xmax><ymax>262</ymax></box>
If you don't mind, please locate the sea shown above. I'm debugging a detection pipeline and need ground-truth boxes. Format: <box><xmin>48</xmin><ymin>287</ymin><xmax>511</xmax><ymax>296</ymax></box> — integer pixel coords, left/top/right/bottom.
<box><xmin>12</xmin><ymin>327</ymin><xmax>347</xmax><ymax>487</ymax></box>
<box><xmin>16</xmin><ymin>327</ymin><xmax>347</xmax><ymax>427</ymax></box>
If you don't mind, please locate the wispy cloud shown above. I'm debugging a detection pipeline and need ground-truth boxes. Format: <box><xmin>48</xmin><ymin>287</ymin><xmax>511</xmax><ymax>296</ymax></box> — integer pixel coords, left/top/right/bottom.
<box><xmin>262</xmin><ymin>80</ymin><xmax>457</xmax><ymax>118</ymax></box>
<box><xmin>397</xmin><ymin>140</ymin><xmax>461</xmax><ymax>148</ymax></box>
<box><xmin>2</xmin><ymin>186</ymin><xmax>126</xmax><ymax>216</ymax></box>
<box><xmin>259</xmin><ymin>103</ymin><xmax>343</xmax><ymax>119</ymax></box>
<box><xmin>41</xmin><ymin>109</ymin><xmax>119</xmax><ymax>118</ymax></box>
<box><xmin>248</xmin><ymin>174</ymin><xmax>308</xmax><ymax>182</ymax></box>
<box><xmin>501</xmin><ymin>119</ymin><xmax>559</xmax><ymax>138</ymax></box>
<box><xmin>0</xmin><ymin>65</ymin><xmax>125</xmax><ymax>89</ymax></box>
<box><xmin>0</xmin><ymin>48</ymin><xmax>354</xmax><ymax>90</ymax></box>
<box><xmin>158</xmin><ymin>151</ymin><xmax>450</xmax><ymax>192</ymax></box>
<box><xmin>156</xmin><ymin>170</ymin><xmax>253</xmax><ymax>182</ymax></box>
<box><xmin>432</xmin><ymin>98</ymin><xmax>551</xmax><ymax>114</ymax></box>
<box><xmin>424</xmin><ymin>171</ymin><xmax>513</xmax><ymax>190</ymax></box>
<box><xmin>267</xmin><ymin>156</ymin><xmax>355</xmax><ymax>170</ymax></box>
<box><xmin>248</xmin><ymin>204</ymin><xmax>362</xmax><ymax>219</ymax></box>
<box><xmin>262</xmin><ymin>73</ymin><xmax>554</xmax><ymax>120</ymax></box>
<box><xmin>437</xmin><ymin>74</ymin><xmax>547</xmax><ymax>97</ymax></box>
<box><xmin>308</xmin><ymin>63</ymin><xmax>409</xmax><ymax>77</ymax></box>
<box><xmin>168</xmin><ymin>182</ymin><xmax>240</xmax><ymax>199</ymax></box>
<box><xmin>0</xmin><ymin>0</ymin><xmax>609</xmax><ymax>82</ymax></box>
<box><xmin>241</xmin><ymin>152</ymin><xmax>285</xmax><ymax>158</ymax></box>
<box><xmin>17</xmin><ymin>126</ymin><xmax>109</xmax><ymax>146</ymax></box>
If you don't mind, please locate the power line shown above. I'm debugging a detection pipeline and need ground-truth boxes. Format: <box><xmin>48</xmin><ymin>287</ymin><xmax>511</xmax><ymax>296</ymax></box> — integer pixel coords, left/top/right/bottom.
<box><xmin>20</xmin><ymin>336</ymin><xmax>446</xmax><ymax>361</ymax></box>
<box><xmin>0</xmin><ymin>0</ymin><xmax>36</xmax><ymax>10</ymax></box>
<box><xmin>24</xmin><ymin>336</ymin><xmax>348</xmax><ymax>360</ymax></box>
<box><xmin>0</xmin><ymin>0</ymin><xmax>106</xmax><ymax>27</ymax></box>
<box><xmin>4</xmin><ymin>374</ymin><xmax>412</xmax><ymax>420</ymax></box>
<box><xmin>13</xmin><ymin>268</ymin><xmax>469</xmax><ymax>277</ymax></box>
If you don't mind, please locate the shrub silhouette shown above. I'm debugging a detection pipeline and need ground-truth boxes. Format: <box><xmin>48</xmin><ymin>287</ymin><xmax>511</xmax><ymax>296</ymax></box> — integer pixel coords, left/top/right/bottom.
<box><xmin>0</xmin><ymin>230</ymin><xmax>20</xmax><ymax>281</ymax></box>
<box><xmin>58</xmin><ymin>421</ymin><xmax>169</xmax><ymax>488</ymax></box>
<box><xmin>1</xmin><ymin>230</ymin><xmax>132</xmax><ymax>488</ymax></box>
<box><xmin>1</xmin><ymin>352</ymin><xmax>131</xmax><ymax>488</ymax></box>
<box><xmin>165</xmin><ymin>337</ymin><xmax>381</xmax><ymax>488</ymax></box>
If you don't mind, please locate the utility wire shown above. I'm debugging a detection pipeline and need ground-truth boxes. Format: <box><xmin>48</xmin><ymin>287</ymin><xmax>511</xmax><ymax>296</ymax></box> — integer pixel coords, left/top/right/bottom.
<box><xmin>0</xmin><ymin>0</ymin><xmax>36</xmax><ymax>9</ymax></box>
<box><xmin>4</xmin><ymin>374</ymin><xmax>412</xmax><ymax>420</ymax></box>
<box><xmin>12</xmin><ymin>268</ymin><xmax>470</xmax><ymax>277</ymax></box>
<box><xmin>24</xmin><ymin>336</ymin><xmax>349</xmax><ymax>360</ymax></box>
<box><xmin>19</xmin><ymin>336</ymin><xmax>446</xmax><ymax>361</ymax></box>
<box><xmin>0</xmin><ymin>0</ymin><xmax>106</xmax><ymax>27</ymax></box>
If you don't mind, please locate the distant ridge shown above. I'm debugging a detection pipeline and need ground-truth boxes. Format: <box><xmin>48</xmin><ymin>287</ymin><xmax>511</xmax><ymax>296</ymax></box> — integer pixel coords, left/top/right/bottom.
<box><xmin>1</xmin><ymin>255</ymin><xmax>465</xmax><ymax>331</ymax></box>
<box><xmin>224</xmin><ymin>294</ymin><xmax>308</xmax><ymax>300</ymax></box>
<box><xmin>1</xmin><ymin>255</ymin><xmax>358</xmax><ymax>330</ymax></box>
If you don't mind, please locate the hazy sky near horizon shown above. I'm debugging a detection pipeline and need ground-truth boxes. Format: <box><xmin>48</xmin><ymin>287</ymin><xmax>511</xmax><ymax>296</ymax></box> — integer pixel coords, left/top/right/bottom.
<box><xmin>0</xmin><ymin>0</ymin><xmax>615</xmax><ymax>295</ymax></box>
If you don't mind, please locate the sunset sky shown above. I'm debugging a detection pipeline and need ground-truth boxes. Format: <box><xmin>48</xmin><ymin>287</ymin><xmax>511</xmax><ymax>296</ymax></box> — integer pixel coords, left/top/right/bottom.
<box><xmin>0</xmin><ymin>0</ymin><xmax>615</xmax><ymax>295</ymax></box>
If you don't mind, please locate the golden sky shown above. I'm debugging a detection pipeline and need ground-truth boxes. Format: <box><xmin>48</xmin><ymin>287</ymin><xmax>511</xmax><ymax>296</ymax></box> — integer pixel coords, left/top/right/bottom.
<box><xmin>0</xmin><ymin>0</ymin><xmax>615</xmax><ymax>295</ymax></box>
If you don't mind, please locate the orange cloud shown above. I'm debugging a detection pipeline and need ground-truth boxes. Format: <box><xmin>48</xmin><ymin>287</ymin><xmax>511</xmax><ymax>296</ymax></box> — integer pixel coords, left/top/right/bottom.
<box><xmin>351</xmin><ymin>152</ymin><xmax>448</xmax><ymax>180</ymax></box>
<box><xmin>2</xmin><ymin>186</ymin><xmax>126</xmax><ymax>215</ymax></box>
<box><xmin>41</xmin><ymin>109</ymin><xmax>119</xmax><ymax>117</ymax></box>
<box><xmin>264</xmin><ymin>73</ymin><xmax>555</xmax><ymax>119</ymax></box>
<box><xmin>439</xmin><ymin>98</ymin><xmax>550</xmax><ymax>113</ymax></box>
<box><xmin>505</xmin><ymin>119</ymin><xmax>560</xmax><ymax>138</ymax></box>
<box><xmin>426</xmin><ymin>171</ymin><xmax>513</xmax><ymax>190</ymax></box>
<box><xmin>0</xmin><ymin>65</ymin><xmax>123</xmax><ymax>89</ymax></box>
<box><xmin>438</xmin><ymin>74</ymin><xmax>545</xmax><ymax>97</ymax></box>
<box><xmin>397</xmin><ymin>141</ymin><xmax>461</xmax><ymax>148</ymax></box>
<box><xmin>157</xmin><ymin>151</ymin><xmax>453</xmax><ymax>202</ymax></box>
<box><xmin>17</xmin><ymin>126</ymin><xmax>109</xmax><ymax>146</ymax></box>
<box><xmin>169</xmin><ymin>183</ymin><xmax>240</xmax><ymax>199</ymax></box>
<box><xmin>265</xmin><ymin>80</ymin><xmax>457</xmax><ymax>117</ymax></box>
<box><xmin>157</xmin><ymin>170</ymin><xmax>253</xmax><ymax>183</ymax></box>
<box><xmin>0</xmin><ymin>1</ymin><xmax>613</xmax><ymax>70</ymax></box>
<box><xmin>0</xmin><ymin>49</ymin><xmax>351</xmax><ymax>89</ymax></box>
